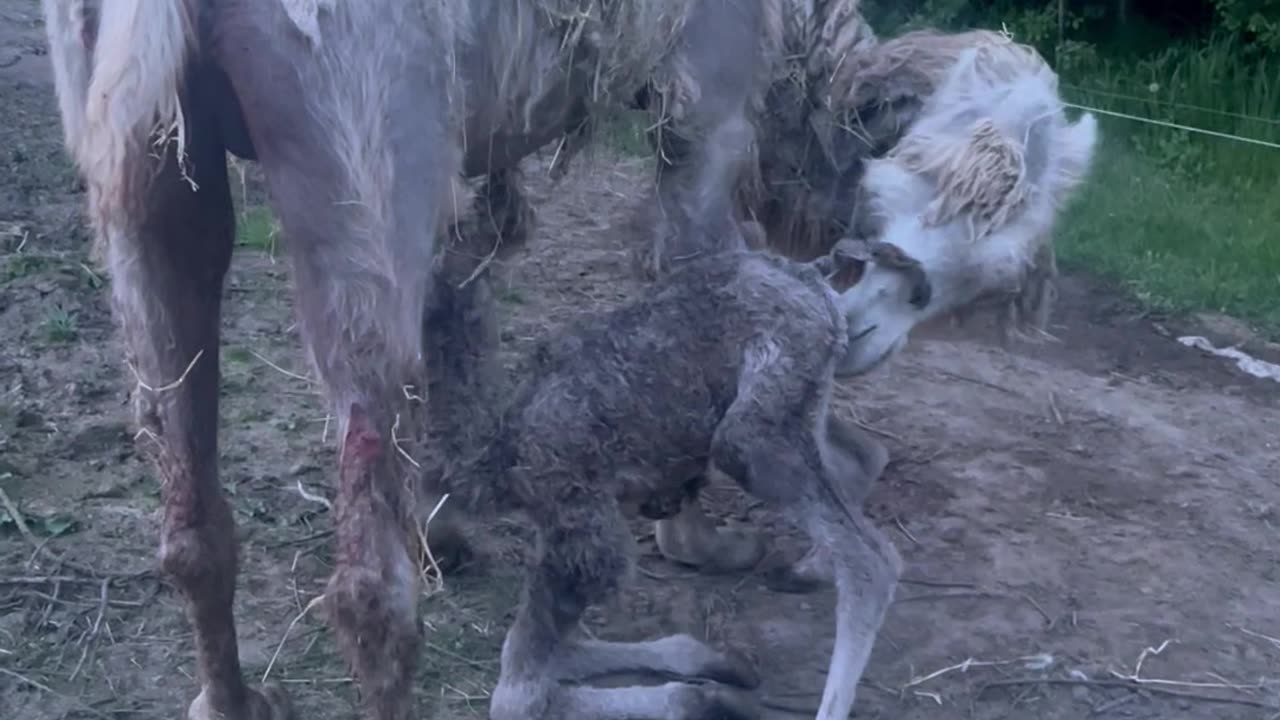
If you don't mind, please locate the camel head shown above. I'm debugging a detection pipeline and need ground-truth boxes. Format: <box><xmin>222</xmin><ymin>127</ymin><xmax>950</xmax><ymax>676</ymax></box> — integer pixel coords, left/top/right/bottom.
<box><xmin>828</xmin><ymin>38</ymin><xmax>1099</xmax><ymax>375</ymax></box>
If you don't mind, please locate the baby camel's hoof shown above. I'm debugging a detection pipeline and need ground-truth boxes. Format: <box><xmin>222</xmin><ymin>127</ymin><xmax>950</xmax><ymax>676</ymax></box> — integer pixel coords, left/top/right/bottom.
<box><xmin>673</xmin><ymin>684</ymin><xmax>761</xmax><ymax>720</ymax></box>
<box><xmin>189</xmin><ymin>684</ymin><xmax>294</xmax><ymax>720</ymax></box>
<box><xmin>656</xmin><ymin>525</ymin><xmax>766</xmax><ymax>575</ymax></box>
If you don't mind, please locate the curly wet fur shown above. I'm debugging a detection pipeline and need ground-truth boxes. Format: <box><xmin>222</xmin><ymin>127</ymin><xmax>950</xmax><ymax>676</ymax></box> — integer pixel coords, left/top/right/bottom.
<box><xmin>439</xmin><ymin>249</ymin><xmax>904</xmax><ymax>719</ymax></box>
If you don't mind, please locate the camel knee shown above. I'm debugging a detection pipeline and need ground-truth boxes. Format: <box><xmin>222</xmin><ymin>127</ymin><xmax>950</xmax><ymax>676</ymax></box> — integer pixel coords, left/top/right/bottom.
<box><xmin>710</xmin><ymin>416</ymin><xmax>807</xmax><ymax>506</ymax></box>
<box><xmin>158</xmin><ymin>492</ymin><xmax>238</xmax><ymax>600</ymax></box>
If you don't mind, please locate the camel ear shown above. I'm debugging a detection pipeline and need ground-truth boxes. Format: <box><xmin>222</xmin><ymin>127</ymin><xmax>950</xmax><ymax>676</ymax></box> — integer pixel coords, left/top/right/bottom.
<box><xmin>823</xmin><ymin>238</ymin><xmax>872</xmax><ymax>292</ymax></box>
<box><xmin>866</xmin><ymin>240</ymin><xmax>932</xmax><ymax>308</ymax></box>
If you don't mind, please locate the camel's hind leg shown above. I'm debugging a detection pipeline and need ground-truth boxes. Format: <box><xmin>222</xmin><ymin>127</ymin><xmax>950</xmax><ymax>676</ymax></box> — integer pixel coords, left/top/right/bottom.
<box><xmin>213</xmin><ymin>1</ymin><xmax>468</xmax><ymax>715</ymax></box>
<box><xmin>97</xmin><ymin>86</ymin><xmax>291</xmax><ymax>720</ymax></box>
<box><xmin>712</xmin><ymin>396</ymin><xmax>901</xmax><ymax>720</ymax></box>
<box><xmin>766</xmin><ymin>415</ymin><xmax>889</xmax><ymax>593</ymax></box>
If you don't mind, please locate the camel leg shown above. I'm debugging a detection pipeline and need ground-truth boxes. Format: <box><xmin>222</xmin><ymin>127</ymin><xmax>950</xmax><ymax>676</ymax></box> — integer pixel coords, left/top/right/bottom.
<box><xmin>631</xmin><ymin>0</ymin><xmax>769</xmax><ymax>280</ymax></box>
<box><xmin>636</xmin><ymin>0</ymin><xmax>773</xmax><ymax>571</ymax></box>
<box><xmin>418</xmin><ymin>168</ymin><xmax>538</xmax><ymax>572</ymax></box>
<box><xmin>269</xmin><ymin>168</ymin><xmax>437</xmax><ymax>720</ymax></box>
<box><xmin>489</xmin><ymin>497</ymin><xmax>760</xmax><ymax>720</ymax></box>
<box><xmin>102</xmin><ymin>95</ymin><xmax>290</xmax><ymax>720</ymax></box>
<box><xmin>766</xmin><ymin>415</ymin><xmax>890</xmax><ymax>593</ymax></box>
<box><xmin>713</xmin><ymin>397</ymin><xmax>902</xmax><ymax>720</ymax></box>
<box><xmin>553</xmin><ymin>635</ymin><xmax>759</xmax><ymax>687</ymax></box>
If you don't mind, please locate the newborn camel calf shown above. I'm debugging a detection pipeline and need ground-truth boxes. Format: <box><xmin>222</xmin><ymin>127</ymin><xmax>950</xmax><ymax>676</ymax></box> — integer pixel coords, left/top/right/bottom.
<box><xmin>436</xmin><ymin>240</ymin><xmax>929</xmax><ymax>720</ymax></box>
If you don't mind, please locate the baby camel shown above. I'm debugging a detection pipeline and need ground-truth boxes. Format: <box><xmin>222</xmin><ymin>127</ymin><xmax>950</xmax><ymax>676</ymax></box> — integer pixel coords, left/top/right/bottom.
<box><xmin>426</xmin><ymin>240</ymin><xmax>930</xmax><ymax>720</ymax></box>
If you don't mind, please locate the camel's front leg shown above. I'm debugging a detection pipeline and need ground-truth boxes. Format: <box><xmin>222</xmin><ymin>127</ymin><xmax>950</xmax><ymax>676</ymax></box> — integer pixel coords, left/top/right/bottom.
<box><xmin>491</xmin><ymin>498</ymin><xmax>761</xmax><ymax>720</ymax></box>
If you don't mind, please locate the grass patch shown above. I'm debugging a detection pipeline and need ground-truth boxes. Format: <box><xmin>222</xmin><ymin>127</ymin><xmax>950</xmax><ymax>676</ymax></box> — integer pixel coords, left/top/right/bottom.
<box><xmin>1058</xmin><ymin>130</ymin><xmax>1280</xmax><ymax>335</ymax></box>
<box><xmin>2</xmin><ymin>253</ymin><xmax>52</xmax><ymax>281</ymax></box>
<box><xmin>238</xmin><ymin>205</ymin><xmax>280</xmax><ymax>255</ymax></box>
<box><xmin>41</xmin><ymin>304</ymin><xmax>80</xmax><ymax>343</ymax></box>
<box><xmin>224</xmin><ymin>346</ymin><xmax>254</xmax><ymax>366</ymax></box>
<box><xmin>1061</xmin><ymin>36</ymin><xmax>1280</xmax><ymax>187</ymax></box>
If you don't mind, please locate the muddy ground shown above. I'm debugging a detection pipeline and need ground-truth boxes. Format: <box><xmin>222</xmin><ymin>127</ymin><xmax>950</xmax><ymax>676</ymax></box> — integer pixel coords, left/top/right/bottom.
<box><xmin>2</xmin><ymin>4</ymin><xmax>1279</xmax><ymax>720</ymax></box>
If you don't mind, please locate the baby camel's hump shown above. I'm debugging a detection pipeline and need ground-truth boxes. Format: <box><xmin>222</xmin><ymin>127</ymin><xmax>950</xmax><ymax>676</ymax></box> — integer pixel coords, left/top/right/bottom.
<box><xmin>515</xmin><ymin>252</ymin><xmax>839</xmax><ymax>479</ymax></box>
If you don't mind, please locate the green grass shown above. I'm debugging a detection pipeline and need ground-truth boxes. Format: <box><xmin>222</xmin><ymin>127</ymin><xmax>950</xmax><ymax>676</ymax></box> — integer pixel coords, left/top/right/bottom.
<box><xmin>1048</xmin><ymin>35</ymin><xmax>1280</xmax><ymax>337</ymax></box>
<box><xmin>1058</xmin><ymin>129</ymin><xmax>1280</xmax><ymax>335</ymax></box>
<box><xmin>42</xmin><ymin>304</ymin><xmax>80</xmax><ymax>344</ymax></box>
<box><xmin>1060</xmin><ymin>36</ymin><xmax>1280</xmax><ymax>186</ymax></box>
<box><xmin>857</xmin><ymin>7</ymin><xmax>1280</xmax><ymax>333</ymax></box>
<box><xmin>237</xmin><ymin>205</ymin><xmax>280</xmax><ymax>254</ymax></box>
<box><xmin>2</xmin><ymin>253</ymin><xmax>52</xmax><ymax>281</ymax></box>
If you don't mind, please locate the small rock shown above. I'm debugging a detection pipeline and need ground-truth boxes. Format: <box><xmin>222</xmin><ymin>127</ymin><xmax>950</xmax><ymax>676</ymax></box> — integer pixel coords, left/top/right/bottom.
<box><xmin>1070</xmin><ymin>685</ymin><xmax>1090</xmax><ymax>702</ymax></box>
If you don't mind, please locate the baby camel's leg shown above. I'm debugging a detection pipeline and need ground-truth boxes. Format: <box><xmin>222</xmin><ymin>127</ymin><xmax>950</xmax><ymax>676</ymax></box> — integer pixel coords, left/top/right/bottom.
<box><xmin>767</xmin><ymin>415</ymin><xmax>889</xmax><ymax>593</ymax></box>
<box><xmin>714</xmin><ymin>400</ymin><xmax>901</xmax><ymax>720</ymax></box>
<box><xmin>490</xmin><ymin>496</ymin><xmax>759</xmax><ymax>720</ymax></box>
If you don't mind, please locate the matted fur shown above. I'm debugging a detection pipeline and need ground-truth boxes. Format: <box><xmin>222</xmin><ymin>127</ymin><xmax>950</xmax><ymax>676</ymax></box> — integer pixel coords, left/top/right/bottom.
<box><xmin>890</xmin><ymin>118</ymin><xmax>1031</xmax><ymax>242</ymax></box>
<box><xmin>748</xmin><ymin>0</ymin><xmax>880</xmax><ymax>259</ymax></box>
<box><xmin>471</xmin><ymin>0</ymin><xmax>699</xmax><ymax>141</ymax></box>
<box><xmin>838</xmin><ymin>29</ymin><xmax>1037</xmax><ymax>114</ymax></box>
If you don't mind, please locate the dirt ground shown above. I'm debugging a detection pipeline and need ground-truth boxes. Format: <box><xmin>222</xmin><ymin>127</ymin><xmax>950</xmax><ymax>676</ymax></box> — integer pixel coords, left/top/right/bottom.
<box><xmin>3</xmin><ymin>5</ymin><xmax>1280</xmax><ymax>720</ymax></box>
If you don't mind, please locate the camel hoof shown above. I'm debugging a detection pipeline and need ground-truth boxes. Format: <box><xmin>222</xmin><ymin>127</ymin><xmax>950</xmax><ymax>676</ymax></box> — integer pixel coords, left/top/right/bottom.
<box><xmin>189</xmin><ymin>684</ymin><xmax>294</xmax><ymax>720</ymax></box>
<box><xmin>707</xmin><ymin>528</ymin><xmax>767</xmax><ymax>573</ymax></box>
<box><xmin>673</xmin><ymin>684</ymin><xmax>761</xmax><ymax>720</ymax></box>
<box><xmin>656</xmin><ymin>525</ymin><xmax>766</xmax><ymax>575</ymax></box>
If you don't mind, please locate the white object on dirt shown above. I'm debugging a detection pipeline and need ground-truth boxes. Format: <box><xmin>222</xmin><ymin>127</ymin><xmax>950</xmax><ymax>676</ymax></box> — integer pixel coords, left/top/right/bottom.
<box><xmin>1177</xmin><ymin>336</ymin><xmax>1280</xmax><ymax>383</ymax></box>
